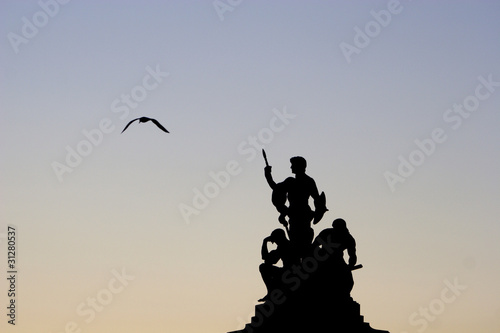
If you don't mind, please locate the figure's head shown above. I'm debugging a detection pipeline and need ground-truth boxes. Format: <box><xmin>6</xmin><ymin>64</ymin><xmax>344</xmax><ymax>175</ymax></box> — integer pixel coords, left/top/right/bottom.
<box><xmin>290</xmin><ymin>156</ymin><xmax>307</xmax><ymax>174</ymax></box>
<box><xmin>270</xmin><ymin>228</ymin><xmax>287</xmax><ymax>244</ymax></box>
<box><xmin>332</xmin><ymin>218</ymin><xmax>347</xmax><ymax>230</ymax></box>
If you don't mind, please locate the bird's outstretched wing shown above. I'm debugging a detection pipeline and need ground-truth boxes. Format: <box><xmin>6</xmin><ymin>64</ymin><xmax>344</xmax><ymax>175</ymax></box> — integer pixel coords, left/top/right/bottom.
<box><xmin>121</xmin><ymin>118</ymin><xmax>140</xmax><ymax>133</ymax></box>
<box><xmin>150</xmin><ymin>118</ymin><xmax>169</xmax><ymax>133</ymax></box>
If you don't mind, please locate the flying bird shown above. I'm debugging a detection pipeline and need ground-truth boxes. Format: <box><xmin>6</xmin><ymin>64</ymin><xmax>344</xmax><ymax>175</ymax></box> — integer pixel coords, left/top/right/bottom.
<box><xmin>121</xmin><ymin>117</ymin><xmax>169</xmax><ymax>134</ymax></box>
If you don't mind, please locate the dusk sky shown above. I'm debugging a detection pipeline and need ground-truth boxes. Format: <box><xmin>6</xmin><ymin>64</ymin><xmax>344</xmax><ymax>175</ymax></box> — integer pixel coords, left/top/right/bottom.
<box><xmin>1</xmin><ymin>1</ymin><xmax>499</xmax><ymax>332</ymax></box>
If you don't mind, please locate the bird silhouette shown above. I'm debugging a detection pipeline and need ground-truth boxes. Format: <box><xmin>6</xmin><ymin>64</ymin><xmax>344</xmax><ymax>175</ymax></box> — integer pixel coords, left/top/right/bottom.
<box><xmin>121</xmin><ymin>117</ymin><xmax>169</xmax><ymax>134</ymax></box>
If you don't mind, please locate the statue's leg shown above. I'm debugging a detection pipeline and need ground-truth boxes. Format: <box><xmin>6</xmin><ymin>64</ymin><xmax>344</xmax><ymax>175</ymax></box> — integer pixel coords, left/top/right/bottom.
<box><xmin>288</xmin><ymin>211</ymin><xmax>314</xmax><ymax>260</ymax></box>
<box><xmin>259</xmin><ymin>264</ymin><xmax>284</xmax><ymax>301</ymax></box>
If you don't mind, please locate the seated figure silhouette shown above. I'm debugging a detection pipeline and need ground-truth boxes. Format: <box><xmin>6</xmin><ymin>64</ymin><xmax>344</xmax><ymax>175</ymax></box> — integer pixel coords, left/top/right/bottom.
<box><xmin>264</xmin><ymin>156</ymin><xmax>327</xmax><ymax>259</ymax></box>
<box><xmin>313</xmin><ymin>218</ymin><xmax>357</xmax><ymax>297</ymax></box>
<box><xmin>258</xmin><ymin>229</ymin><xmax>293</xmax><ymax>302</ymax></box>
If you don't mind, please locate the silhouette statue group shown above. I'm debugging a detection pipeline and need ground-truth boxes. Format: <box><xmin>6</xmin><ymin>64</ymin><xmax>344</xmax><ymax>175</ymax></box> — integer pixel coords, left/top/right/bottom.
<box><xmin>229</xmin><ymin>154</ymin><xmax>390</xmax><ymax>333</ymax></box>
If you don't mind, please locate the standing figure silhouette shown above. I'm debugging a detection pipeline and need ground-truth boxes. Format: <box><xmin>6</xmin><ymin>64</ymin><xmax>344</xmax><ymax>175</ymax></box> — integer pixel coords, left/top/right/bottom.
<box><xmin>264</xmin><ymin>156</ymin><xmax>327</xmax><ymax>259</ymax></box>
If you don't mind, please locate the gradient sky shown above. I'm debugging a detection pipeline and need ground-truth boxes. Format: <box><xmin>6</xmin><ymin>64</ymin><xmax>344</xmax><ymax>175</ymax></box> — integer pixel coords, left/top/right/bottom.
<box><xmin>1</xmin><ymin>1</ymin><xmax>499</xmax><ymax>332</ymax></box>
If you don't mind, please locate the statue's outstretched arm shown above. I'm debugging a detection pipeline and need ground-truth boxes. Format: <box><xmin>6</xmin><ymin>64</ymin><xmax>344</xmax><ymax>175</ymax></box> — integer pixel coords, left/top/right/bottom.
<box><xmin>264</xmin><ymin>166</ymin><xmax>276</xmax><ymax>189</ymax></box>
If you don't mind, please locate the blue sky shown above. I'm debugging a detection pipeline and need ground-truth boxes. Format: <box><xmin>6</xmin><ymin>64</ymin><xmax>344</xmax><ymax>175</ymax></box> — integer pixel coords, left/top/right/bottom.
<box><xmin>1</xmin><ymin>1</ymin><xmax>499</xmax><ymax>332</ymax></box>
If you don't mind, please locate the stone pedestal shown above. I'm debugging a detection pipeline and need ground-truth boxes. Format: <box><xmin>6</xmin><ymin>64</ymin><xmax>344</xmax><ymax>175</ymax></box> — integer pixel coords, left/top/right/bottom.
<box><xmin>228</xmin><ymin>259</ymin><xmax>390</xmax><ymax>333</ymax></box>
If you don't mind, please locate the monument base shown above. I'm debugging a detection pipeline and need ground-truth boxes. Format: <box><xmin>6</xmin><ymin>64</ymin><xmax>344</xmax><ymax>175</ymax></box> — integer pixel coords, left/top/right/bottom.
<box><xmin>228</xmin><ymin>259</ymin><xmax>389</xmax><ymax>333</ymax></box>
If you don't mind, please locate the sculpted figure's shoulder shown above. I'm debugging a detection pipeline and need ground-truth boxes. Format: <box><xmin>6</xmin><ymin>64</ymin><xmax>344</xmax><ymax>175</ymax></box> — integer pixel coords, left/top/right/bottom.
<box><xmin>281</xmin><ymin>176</ymin><xmax>295</xmax><ymax>186</ymax></box>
